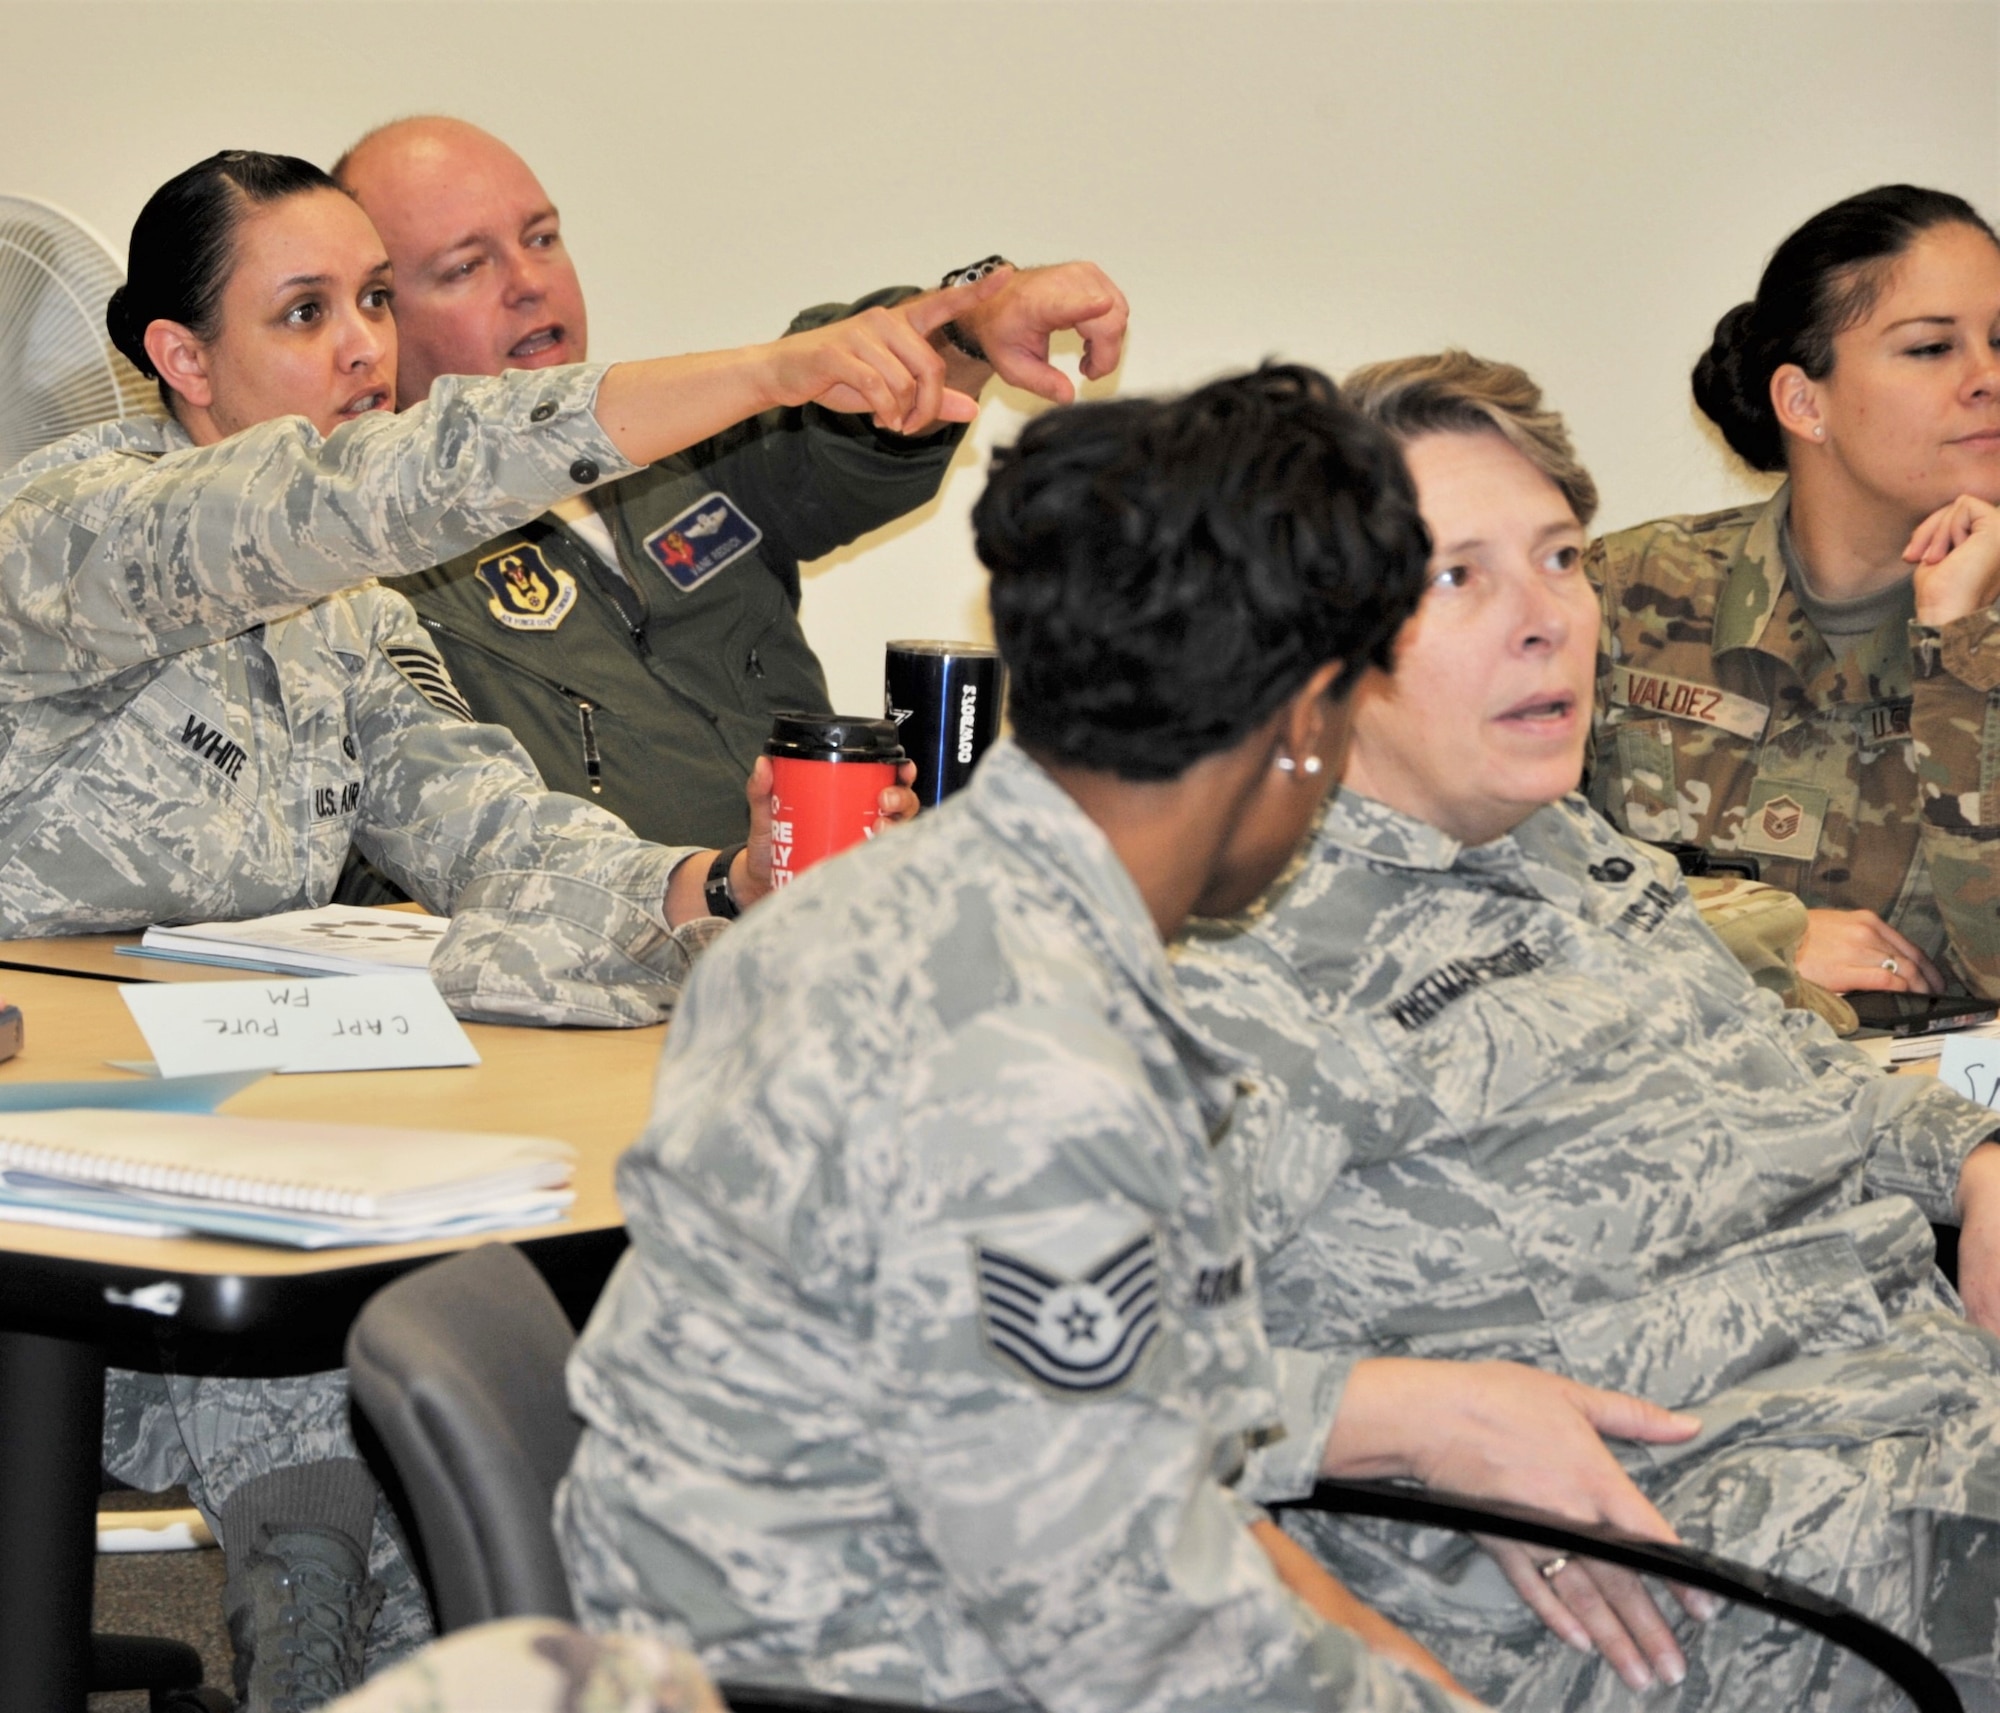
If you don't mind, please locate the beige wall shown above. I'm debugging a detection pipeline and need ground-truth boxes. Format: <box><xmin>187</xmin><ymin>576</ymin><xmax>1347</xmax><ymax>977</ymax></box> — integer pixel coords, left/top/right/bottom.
<box><xmin>4</xmin><ymin>0</ymin><xmax>1996</xmax><ymax>712</ymax></box>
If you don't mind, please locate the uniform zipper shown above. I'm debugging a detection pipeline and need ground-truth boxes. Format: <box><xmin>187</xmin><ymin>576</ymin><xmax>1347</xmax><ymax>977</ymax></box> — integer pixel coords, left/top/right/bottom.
<box><xmin>575</xmin><ymin>699</ymin><xmax>602</xmax><ymax>794</ymax></box>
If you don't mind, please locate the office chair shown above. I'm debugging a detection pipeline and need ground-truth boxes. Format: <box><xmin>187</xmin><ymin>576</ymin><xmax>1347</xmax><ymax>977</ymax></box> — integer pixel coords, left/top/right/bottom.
<box><xmin>348</xmin><ymin>1244</ymin><xmax>1961</xmax><ymax>1713</ymax></box>
<box><xmin>345</xmin><ymin>1242</ymin><xmax>917</xmax><ymax>1713</ymax></box>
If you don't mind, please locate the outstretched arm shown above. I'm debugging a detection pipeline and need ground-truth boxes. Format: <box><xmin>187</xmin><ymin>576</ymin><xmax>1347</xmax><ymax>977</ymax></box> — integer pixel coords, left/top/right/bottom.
<box><xmin>594</xmin><ymin>270</ymin><xmax>1011</xmax><ymax>457</ymax></box>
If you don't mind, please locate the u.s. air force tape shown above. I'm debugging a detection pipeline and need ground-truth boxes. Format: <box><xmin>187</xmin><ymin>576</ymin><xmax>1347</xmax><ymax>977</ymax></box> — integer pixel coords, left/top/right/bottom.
<box><xmin>975</xmin><ymin>1231</ymin><xmax>1160</xmax><ymax>1394</ymax></box>
<box><xmin>382</xmin><ymin>644</ymin><xmax>476</xmax><ymax>723</ymax></box>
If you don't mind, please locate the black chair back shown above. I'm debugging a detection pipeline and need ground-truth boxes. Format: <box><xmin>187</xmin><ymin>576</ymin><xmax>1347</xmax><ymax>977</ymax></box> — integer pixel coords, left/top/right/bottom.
<box><xmin>348</xmin><ymin>1242</ymin><xmax>581</xmax><ymax>1628</ymax></box>
<box><xmin>346</xmin><ymin>1244</ymin><xmax>922</xmax><ymax>1713</ymax></box>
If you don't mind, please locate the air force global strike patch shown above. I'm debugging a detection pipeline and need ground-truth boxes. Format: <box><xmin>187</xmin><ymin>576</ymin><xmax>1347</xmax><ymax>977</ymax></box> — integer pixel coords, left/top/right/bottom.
<box><xmin>642</xmin><ymin>492</ymin><xmax>762</xmax><ymax>592</ymax></box>
<box><xmin>975</xmin><ymin>1231</ymin><xmax>1161</xmax><ymax>1394</ymax></box>
<box><xmin>474</xmin><ymin>543</ymin><xmax>578</xmax><ymax>633</ymax></box>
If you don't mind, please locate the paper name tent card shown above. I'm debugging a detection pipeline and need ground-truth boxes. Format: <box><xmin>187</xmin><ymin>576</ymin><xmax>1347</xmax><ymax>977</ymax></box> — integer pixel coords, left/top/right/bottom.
<box><xmin>0</xmin><ymin>1108</ymin><xmax>573</xmax><ymax>1245</ymax></box>
<box><xmin>133</xmin><ymin>905</ymin><xmax>449</xmax><ymax>977</ymax></box>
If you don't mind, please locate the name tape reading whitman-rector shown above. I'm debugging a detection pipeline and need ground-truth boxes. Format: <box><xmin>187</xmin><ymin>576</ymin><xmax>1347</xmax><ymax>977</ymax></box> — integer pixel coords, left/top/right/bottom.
<box><xmin>1389</xmin><ymin>939</ymin><xmax>1547</xmax><ymax>1032</ymax></box>
<box><xmin>1610</xmin><ymin>668</ymin><xmax>1769</xmax><ymax>741</ymax></box>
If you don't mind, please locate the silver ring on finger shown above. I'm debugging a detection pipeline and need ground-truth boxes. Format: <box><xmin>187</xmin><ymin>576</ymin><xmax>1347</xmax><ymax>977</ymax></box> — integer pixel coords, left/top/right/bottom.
<box><xmin>1882</xmin><ymin>957</ymin><xmax>1900</xmax><ymax>975</ymax></box>
<box><xmin>1539</xmin><ymin>1555</ymin><xmax>1572</xmax><ymax>1582</ymax></box>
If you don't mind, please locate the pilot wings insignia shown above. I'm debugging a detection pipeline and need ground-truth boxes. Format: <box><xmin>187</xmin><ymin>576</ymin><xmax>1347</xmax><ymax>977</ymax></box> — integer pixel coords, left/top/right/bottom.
<box><xmin>974</xmin><ymin>1231</ymin><xmax>1161</xmax><ymax>1394</ymax></box>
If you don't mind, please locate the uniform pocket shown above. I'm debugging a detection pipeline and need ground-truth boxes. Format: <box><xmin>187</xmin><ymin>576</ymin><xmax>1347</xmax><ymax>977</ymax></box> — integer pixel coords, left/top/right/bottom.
<box><xmin>1550</xmin><ymin>1231</ymin><xmax>1891</xmax><ymax>1410</ymax></box>
<box><xmin>1607</xmin><ymin>718</ymin><xmax>1683</xmax><ymax>841</ymax></box>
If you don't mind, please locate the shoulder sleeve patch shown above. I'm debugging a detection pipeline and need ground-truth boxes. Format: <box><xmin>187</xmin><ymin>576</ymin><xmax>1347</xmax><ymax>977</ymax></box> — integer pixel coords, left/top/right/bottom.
<box><xmin>382</xmin><ymin>642</ymin><xmax>476</xmax><ymax>723</ymax></box>
<box><xmin>974</xmin><ymin>1230</ymin><xmax>1161</xmax><ymax>1395</ymax></box>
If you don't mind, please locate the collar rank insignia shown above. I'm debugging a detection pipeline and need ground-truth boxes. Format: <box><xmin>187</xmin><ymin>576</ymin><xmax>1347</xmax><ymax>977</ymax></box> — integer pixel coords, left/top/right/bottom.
<box><xmin>474</xmin><ymin>542</ymin><xmax>578</xmax><ymax>633</ymax></box>
<box><xmin>975</xmin><ymin>1231</ymin><xmax>1160</xmax><ymax>1394</ymax></box>
<box><xmin>642</xmin><ymin>491</ymin><xmax>763</xmax><ymax>592</ymax></box>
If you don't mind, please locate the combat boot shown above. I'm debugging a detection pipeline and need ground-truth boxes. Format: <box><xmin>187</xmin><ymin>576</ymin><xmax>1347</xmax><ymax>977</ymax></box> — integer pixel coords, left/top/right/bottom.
<box><xmin>223</xmin><ymin>1524</ymin><xmax>384</xmax><ymax>1712</ymax></box>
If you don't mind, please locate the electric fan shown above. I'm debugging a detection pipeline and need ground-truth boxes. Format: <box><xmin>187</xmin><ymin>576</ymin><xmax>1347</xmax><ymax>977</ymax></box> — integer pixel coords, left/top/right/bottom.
<box><xmin>0</xmin><ymin>193</ymin><xmax>156</xmax><ymax>474</ymax></box>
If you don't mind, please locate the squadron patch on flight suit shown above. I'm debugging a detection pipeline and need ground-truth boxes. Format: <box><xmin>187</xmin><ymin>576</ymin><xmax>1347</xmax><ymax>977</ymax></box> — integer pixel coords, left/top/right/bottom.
<box><xmin>1737</xmin><ymin>778</ymin><xmax>1829</xmax><ymax>861</ymax></box>
<box><xmin>473</xmin><ymin>542</ymin><xmax>578</xmax><ymax>632</ymax></box>
<box><xmin>974</xmin><ymin>1231</ymin><xmax>1160</xmax><ymax>1394</ymax></box>
<box><xmin>642</xmin><ymin>492</ymin><xmax>763</xmax><ymax>592</ymax></box>
<box><xmin>382</xmin><ymin>644</ymin><xmax>477</xmax><ymax>723</ymax></box>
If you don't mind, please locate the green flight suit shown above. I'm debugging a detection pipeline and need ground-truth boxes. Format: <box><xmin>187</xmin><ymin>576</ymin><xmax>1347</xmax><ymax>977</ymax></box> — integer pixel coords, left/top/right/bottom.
<box><xmin>385</xmin><ymin>293</ymin><xmax>967</xmax><ymax>850</ymax></box>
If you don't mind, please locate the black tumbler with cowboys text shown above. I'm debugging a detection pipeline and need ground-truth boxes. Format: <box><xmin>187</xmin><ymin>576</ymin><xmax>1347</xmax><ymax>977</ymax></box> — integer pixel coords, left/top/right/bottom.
<box><xmin>884</xmin><ymin>640</ymin><xmax>1005</xmax><ymax>808</ymax></box>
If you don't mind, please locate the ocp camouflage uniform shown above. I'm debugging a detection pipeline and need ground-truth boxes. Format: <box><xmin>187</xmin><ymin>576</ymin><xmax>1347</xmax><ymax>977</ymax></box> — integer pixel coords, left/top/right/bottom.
<box><xmin>1683</xmin><ymin>872</ymin><xmax>1856</xmax><ymax>1034</ymax></box>
<box><xmin>0</xmin><ymin>363</ymin><xmax>704</xmax><ymax>1670</ymax></box>
<box><xmin>1586</xmin><ymin>485</ymin><xmax>2000</xmax><ymax>999</ymax></box>
<box><xmin>385</xmin><ymin>292</ymin><xmax>966</xmax><ymax>851</ymax></box>
<box><xmin>1176</xmin><ymin>789</ymin><xmax>2000</xmax><ymax>1710</ymax></box>
<box><xmin>559</xmin><ymin>740</ymin><xmax>1472</xmax><ymax>1713</ymax></box>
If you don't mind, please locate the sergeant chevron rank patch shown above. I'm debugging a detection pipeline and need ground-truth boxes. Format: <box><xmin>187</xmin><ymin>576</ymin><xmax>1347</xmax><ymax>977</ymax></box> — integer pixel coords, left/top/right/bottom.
<box><xmin>382</xmin><ymin>645</ymin><xmax>476</xmax><ymax>723</ymax></box>
<box><xmin>975</xmin><ymin>1231</ymin><xmax>1161</xmax><ymax>1394</ymax></box>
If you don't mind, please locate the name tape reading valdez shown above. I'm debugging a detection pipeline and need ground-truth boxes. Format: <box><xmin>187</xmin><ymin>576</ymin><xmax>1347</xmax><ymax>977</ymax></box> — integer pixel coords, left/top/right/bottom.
<box><xmin>1610</xmin><ymin>668</ymin><xmax>1769</xmax><ymax>742</ymax></box>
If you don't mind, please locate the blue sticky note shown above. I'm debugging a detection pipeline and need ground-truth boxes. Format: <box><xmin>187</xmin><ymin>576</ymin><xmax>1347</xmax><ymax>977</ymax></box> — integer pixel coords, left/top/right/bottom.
<box><xmin>0</xmin><ymin>1069</ymin><xmax>271</xmax><ymax>1114</ymax></box>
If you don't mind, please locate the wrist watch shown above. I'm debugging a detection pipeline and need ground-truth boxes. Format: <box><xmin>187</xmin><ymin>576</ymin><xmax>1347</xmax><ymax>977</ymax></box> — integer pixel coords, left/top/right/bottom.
<box><xmin>938</xmin><ymin>255</ymin><xmax>1011</xmax><ymax>365</ymax></box>
<box><xmin>704</xmin><ymin>843</ymin><xmax>746</xmax><ymax>920</ymax></box>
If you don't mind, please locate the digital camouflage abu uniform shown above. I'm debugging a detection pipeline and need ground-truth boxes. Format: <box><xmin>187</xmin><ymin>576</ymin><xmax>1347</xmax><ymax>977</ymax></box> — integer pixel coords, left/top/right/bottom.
<box><xmin>1587</xmin><ymin>485</ymin><xmax>2000</xmax><ymax>999</ymax></box>
<box><xmin>1176</xmin><ymin>789</ymin><xmax>2000</xmax><ymax>1711</ymax></box>
<box><xmin>559</xmin><ymin>740</ymin><xmax>1471</xmax><ymax>1713</ymax></box>
<box><xmin>0</xmin><ymin>362</ymin><xmax>710</xmax><ymax>1669</ymax></box>
<box><xmin>385</xmin><ymin>292</ymin><xmax>967</xmax><ymax>851</ymax></box>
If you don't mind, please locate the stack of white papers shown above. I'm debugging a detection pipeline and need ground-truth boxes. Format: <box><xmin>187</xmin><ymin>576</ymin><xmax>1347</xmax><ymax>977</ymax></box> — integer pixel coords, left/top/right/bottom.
<box><xmin>1852</xmin><ymin>1018</ymin><xmax>2000</xmax><ymax>1070</ymax></box>
<box><xmin>0</xmin><ymin>1109</ymin><xmax>573</xmax><ymax>1249</ymax></box>
<box><xmin>128</xmin><ymin>905</ymin><xmax>449</xmax><ymax>978</ymax></box>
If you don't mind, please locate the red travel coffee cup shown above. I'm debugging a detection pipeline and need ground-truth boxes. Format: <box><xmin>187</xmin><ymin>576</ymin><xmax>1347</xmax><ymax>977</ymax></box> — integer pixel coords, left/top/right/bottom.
<box><xmin>764</xmin><ymin>711</ymin><xmax>906</xmax><ymax>888</ymax></box>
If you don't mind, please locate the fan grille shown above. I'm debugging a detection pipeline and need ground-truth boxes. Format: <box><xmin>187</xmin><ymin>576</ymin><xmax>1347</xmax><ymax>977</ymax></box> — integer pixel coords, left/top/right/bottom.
<box><xmin>0</xmin><ymin>193</ymin><xmax>158</xmax><ymax>474</ymax></box>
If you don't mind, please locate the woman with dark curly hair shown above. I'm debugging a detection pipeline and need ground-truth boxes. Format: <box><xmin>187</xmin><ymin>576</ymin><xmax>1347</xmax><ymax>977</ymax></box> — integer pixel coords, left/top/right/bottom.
<box><xmin>1585</xmin><ymin>185</ymin><xmax>2000</xmax><ymax>1001</ymax></box>
<box><xmin>557</xmin><ymin>366</ymin><xmax>1481</xmax><ymax>1713</ymax></box>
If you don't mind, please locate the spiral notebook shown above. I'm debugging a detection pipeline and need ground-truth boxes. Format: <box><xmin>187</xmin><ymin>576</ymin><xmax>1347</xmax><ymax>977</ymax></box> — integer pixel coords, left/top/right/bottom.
<box><xmin>0</xmin><ymin>1108</ymin><xmax>574</xmax><ymax>1248</ymax></box>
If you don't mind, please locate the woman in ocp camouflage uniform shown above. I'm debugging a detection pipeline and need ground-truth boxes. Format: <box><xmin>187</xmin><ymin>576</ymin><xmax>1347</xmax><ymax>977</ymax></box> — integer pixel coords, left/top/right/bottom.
<box><xmin>1586</xmin><ymin>185</ymin><xmax>2000</xmax><ymax>1002</ymax></box>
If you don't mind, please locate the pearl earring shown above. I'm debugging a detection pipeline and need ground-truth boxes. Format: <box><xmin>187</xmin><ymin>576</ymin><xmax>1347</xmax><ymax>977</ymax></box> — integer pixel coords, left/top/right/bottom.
<box><xmin>1813</xmin><ymin>425</ymin><xmax>1825</xmax><ymax>439</ymax></box>
<box><xmin>1277</xmin><ymin>755</ymin><xmax>1324</xmax><ymax>776</ymax></box>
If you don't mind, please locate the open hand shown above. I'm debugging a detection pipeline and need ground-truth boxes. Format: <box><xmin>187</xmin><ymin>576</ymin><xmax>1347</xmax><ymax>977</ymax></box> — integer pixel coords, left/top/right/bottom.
<box><xmin>1797</xmin><ymin>908</ymin><xmax>1944</xmax><ymax>995</ymax></box>
<box><xmin>1327</xmin><ymin>1358</ymin><xmax>1716</xmax><ymax>1693</ymax></box>
<box><xmin>1906</xmin><ymin>494</ymin><xmax>2000</xmax><ymax>627</ymax></box>
<box><xmin>765</xmin><ymin>270</ymin><xmax>1010</xmax><ymax>435</ymax></box>
<box><xmin>951</xmin><ymin>261</ymin><xmax>1129</xmax><ymax>404</ymax></box>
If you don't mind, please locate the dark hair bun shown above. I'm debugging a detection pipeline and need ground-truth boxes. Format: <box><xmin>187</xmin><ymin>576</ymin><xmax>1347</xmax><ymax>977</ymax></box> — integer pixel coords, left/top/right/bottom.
<box><xmin>1691</xmin><ymin>300</ymin><xmax>1783</xmax><ymax>472</ymax></box>
<box><xmin>1690</xmin><ymin>184</ymin><xmax>1997</xmax><ymax>475</ymax></box>
<box><xmin>104</xmin><ymin>285</ymin><xmax>157</xmax><ymax>379</ymax></box>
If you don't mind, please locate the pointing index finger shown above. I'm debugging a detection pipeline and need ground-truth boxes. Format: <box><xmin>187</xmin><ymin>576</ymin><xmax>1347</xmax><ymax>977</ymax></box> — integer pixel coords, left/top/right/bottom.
<box><xmin>905</xmin><ymin>268</ymin><xmax>1012</xmax><ymax>341</ymax></box>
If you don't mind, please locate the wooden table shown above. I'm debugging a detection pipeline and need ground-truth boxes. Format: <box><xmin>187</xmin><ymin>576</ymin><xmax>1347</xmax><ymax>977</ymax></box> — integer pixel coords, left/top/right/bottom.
<box><xmin>0</xmin><ymin>926</ymin><xmax>424</xmax><ymax>985</ymax></box>
<box><xmin>0</xmin><ymin>966</ymin><xmax>666</xmax><ymax>1711</ymax></box>
<box><xmin>0</xmin><ymin>931</ymin><xmax>200</xmax><ymax>983</ymax></box>
<box><xmin>0</xmin><ymin>966</ymin><xmax>660</xmax><ymax>1280</ymax></box>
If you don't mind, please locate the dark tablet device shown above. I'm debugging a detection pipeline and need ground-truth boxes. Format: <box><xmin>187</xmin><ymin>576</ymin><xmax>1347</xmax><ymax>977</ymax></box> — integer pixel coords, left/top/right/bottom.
<box><xmin>1847</xmin><ymin>991</ymin><xmax>1999</xmax><ymax>1037</ymax></box>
